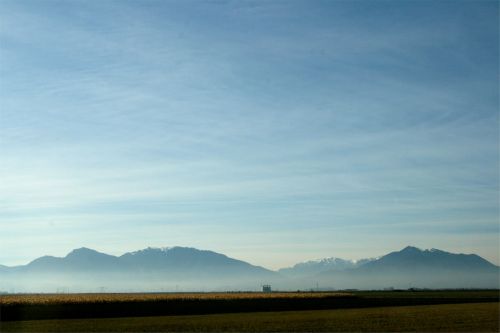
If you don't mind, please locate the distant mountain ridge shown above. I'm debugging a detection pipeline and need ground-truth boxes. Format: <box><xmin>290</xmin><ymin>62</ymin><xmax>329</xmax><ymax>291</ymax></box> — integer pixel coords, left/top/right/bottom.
<box><xmin>358</xmin><ymin>246</ymin><xmax>498</xmax><ymax>272</ymax></box>
<box><xmin>21</xmin><ymin>246</ymin><xmax>274</xmax><ymax>276</ymax></box>
<box><xmin>26</xmin><ymin>247</ymin><xmax>119</xmax><ymax>272</ymax></box>
<box><xmin>0</xmin><ymin>246</ymin><xmax>498</xmax><ymax>292</ymax></box>
<box><xmin>315</xmin><ymin>246</ymin><xmax>499</xmax><ymax>289</ymax></box>
<box><xmin>0</xmin><ymin>246</ymin><xmax>279</xmax><ymax>292</ymax></box>
<box><xmin>278</xmin><ymin>257</ymin><xmax>376</xmax><ymax>278</ymax></box>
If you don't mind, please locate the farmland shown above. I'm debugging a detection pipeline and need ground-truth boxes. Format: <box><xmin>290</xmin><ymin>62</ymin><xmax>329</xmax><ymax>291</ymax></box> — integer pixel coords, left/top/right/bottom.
<box><xmin>0</xmin><ymin>291</ymin><xmax>348</xmax><ymax>305</ymax></box>
<box><xmin>1</xmin><ymin>290</ymin><xmax>498</xmax><ymax>332</ymax></box>
<box><xmin>1</xmin><ymin>290</ymin><xmax>498</xmax><ymax>321</ymax></box>
<box><xmin>1</xmin><ymin>302</ymin><xmax>498</xmax><ymax>332</ymax></box>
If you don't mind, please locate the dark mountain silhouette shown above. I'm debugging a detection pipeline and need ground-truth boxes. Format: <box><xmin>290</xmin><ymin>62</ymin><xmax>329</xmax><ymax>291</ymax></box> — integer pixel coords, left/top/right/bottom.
<box><xmin>25</xmin><ymin>247</ymin><xmax>120</xmax><ymax>272</ymax></box>
<box><xmin>358</xmin><ymin>246</ymin><xmax>498</xmax><ymax>272</ymax></box>
<box><xmin>118</xmin><ymin>247</ymin><xmax>273</xmax><ymax>278</ymax></box>
<box><xmin>0</xmin><ymin>246</ymin><xmax>497</xmax><ymax>292</ymax></box>
<box><xmin>278</xmin><ymin>257</ymin><xmax>375</xmax><ymax>278</ymax></box>
<box><xmin>20</xmin><ymin>246</ymin><xmax>272</xmax><ymax>275</ymax></box>
<box><xmin>315</xmin><ymin>246</ymin><xmax>499</xmax><ymax>289</ymax></box>
<box><xmin>0</xmin><ymin>247</ymin><xmax>279</xmax><ymax>292</ymax></box>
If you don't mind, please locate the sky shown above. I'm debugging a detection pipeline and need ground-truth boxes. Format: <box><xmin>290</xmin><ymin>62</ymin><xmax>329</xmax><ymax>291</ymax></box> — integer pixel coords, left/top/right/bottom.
<box><xmin>0</xmin><ymin>0</ymin><xmax>498</xmax><ymax>270</ymax></box>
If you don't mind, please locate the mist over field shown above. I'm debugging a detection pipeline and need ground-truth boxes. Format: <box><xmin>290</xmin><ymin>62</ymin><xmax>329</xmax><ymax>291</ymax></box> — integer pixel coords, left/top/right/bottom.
<box><xmin>1</xmin><ymin>246</ymin><xmax>498</xmax><ymax>293</ymax></box>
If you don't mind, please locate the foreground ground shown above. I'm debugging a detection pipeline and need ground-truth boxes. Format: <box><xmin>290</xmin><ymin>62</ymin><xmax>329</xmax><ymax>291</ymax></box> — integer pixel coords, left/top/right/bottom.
<box><xmin>1</xmin><ymin>290</ymin><xmax>497</xmax><ymax>321</ymax></box>
<box><xmin>1</xmin><ymin>291</ymin><xmax>498</xmax><ymax>332</ymax></box>
<box><xmin>1</xmin><ymin>302</ymin><xmax>498</xmax><ymax>332</ymax></box>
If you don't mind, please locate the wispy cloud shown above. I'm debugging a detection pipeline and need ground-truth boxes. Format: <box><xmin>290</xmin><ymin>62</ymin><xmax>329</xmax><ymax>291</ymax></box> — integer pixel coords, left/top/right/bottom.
<box><xmin>0</xmin><ymin>0</ymin><xmax>498</xmax><ymax>268</ymax></box>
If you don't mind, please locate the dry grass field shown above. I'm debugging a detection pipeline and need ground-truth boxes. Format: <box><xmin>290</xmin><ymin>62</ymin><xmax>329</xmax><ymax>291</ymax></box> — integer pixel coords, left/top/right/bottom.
<box><xmin>0</xmin><ymin>291</ymin><xmax>349</xmax><ymax>305</ymax></box>
<box><xmin>1</xmin><ymin>302</ymin><xmax>498</xmax><ymax>332</ymax></box>
<box><xmin>1</xmin><ymin>290</ymin><xmax>498</xmax><ymax>332</ymax></box>
<box><xmin>0</xmin><ymin>291</ymin><xmax>359</xmax><ymax>321</ymax></box>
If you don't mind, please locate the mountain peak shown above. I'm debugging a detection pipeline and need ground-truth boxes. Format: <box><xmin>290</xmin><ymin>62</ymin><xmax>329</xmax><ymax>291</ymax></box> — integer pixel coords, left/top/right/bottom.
<box><xmin>141</xmin><ymin>246</ymin><xmax>172</xmax><ymax>253</ymax></box>
<box><xmin>361</xmin><ymin>246</ymin><xmax>499</xmax><ymax>274</ymax></box>
<box><xmin>124</xmin><ymin>246</ymin><xmax>175</xmax><ymax>257</ymax></box>
<box><xmin>65</xmin><ymin>247</ymin><xmax>110</xmax><ymax>259</ymax></box>
<box><xmin>278</xmin><ymin>256</ymin><xmax>376</xmax><ymax>277</ymax></box>
<box><xmin>401</xmin><ymin>245</ymin><xmax>421</xmax><ymax>251</ymax></box>
<box><xmin>67</xmin><ymin>247</ymin><xmax>96</xmax><ymax>254</ymax></box>
<box><xmin>75</xmin><ymin>247</ymin><xmax>94</xmax><ymax>251</ymax></box>
<box><xmin>429</xmin><ymin>248</ymin><xmax>447</xmax><ymax>254</ymax></box>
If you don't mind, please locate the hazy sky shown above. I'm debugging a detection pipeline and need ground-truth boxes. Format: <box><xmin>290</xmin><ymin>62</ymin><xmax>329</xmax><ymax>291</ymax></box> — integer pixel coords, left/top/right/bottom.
<box><xmin>0</xmin><ymin>0</ymin><xmax>498</xmax><ymax>269</ymax></box>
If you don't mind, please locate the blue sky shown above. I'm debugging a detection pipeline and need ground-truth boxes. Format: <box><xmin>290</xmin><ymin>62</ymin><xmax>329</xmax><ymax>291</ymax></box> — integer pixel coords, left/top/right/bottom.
<box><xmin>0</xmin><ymin>0</ymin><xmax>498</xmax><ymax>269</ymax></box>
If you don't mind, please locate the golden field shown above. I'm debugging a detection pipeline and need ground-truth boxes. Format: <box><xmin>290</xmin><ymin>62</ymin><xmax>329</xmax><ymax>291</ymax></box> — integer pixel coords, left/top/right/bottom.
<box><xmin>0</xmin><ymin>292</ymin><xmax>350</xmax><ymax>305</ymax></box>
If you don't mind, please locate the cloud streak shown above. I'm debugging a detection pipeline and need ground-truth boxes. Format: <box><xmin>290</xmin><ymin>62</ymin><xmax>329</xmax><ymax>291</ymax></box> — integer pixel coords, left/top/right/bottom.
<box><xmin>0</xmin><ymin>0</ymin><xmax>498</xmax><ymax>268</ymax></box>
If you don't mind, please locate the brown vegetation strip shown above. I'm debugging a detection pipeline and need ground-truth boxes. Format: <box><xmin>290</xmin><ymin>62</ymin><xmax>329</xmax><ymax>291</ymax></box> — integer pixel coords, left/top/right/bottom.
<box><xmin>0</xmin><ymin>291</ymin><xmax>498</xmax><ymax>322</ymax></box>
<box><xmin>0</xmin><ymin>292</ymin><xmax>348</xmax><ymax>305</ymax></box>
<box><xmin>1</xmin><ymin>302</ymin><xmax>498</xmax><ymax>332</ymax></box>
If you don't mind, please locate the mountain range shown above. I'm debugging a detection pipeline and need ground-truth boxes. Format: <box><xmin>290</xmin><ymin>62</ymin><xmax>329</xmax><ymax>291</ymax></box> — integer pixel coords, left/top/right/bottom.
<box><xmin>0</xmin><ymin>247</ymin><xmax>278</xmax><ymax>292</ymax></box>
<box><xmin>278</xmin><ymin>257</ymin><xmax>376</xmax><ymax>278</ymax></box>
<box><xmin>0</xmin><ymin>246</ymin><xmax>498</xmax><ymax>292</ymax></box>
<box><xmin>24</xmin><ymin>246</ymin><xmax>273</xmax><ymax>277</ymax></box>
<box><xmin>312</xmin><ymin>246</ymin><xmax>499</xmax><ymax>290</ymax></box>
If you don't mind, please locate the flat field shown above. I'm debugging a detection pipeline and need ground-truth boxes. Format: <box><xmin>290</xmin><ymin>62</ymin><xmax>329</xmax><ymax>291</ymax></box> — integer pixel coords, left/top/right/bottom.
<box><xmin>0</xmin><ymin>291</ymin><xmax>348</xmax><ymax>305</ymax></box>
<box><xmin>1</xmin><ymin>290</ymin><xmax>498</xmax><ymax>321</ymax></box>
<box><xmin>1</xmin><ymin>302</ymin><xmax>498</xmax><ymax>332</ymax></box>
<box><xmin>1</xmin><ymin>290</ymin><xmax>498</xmax><ymax>332</ymax></box>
